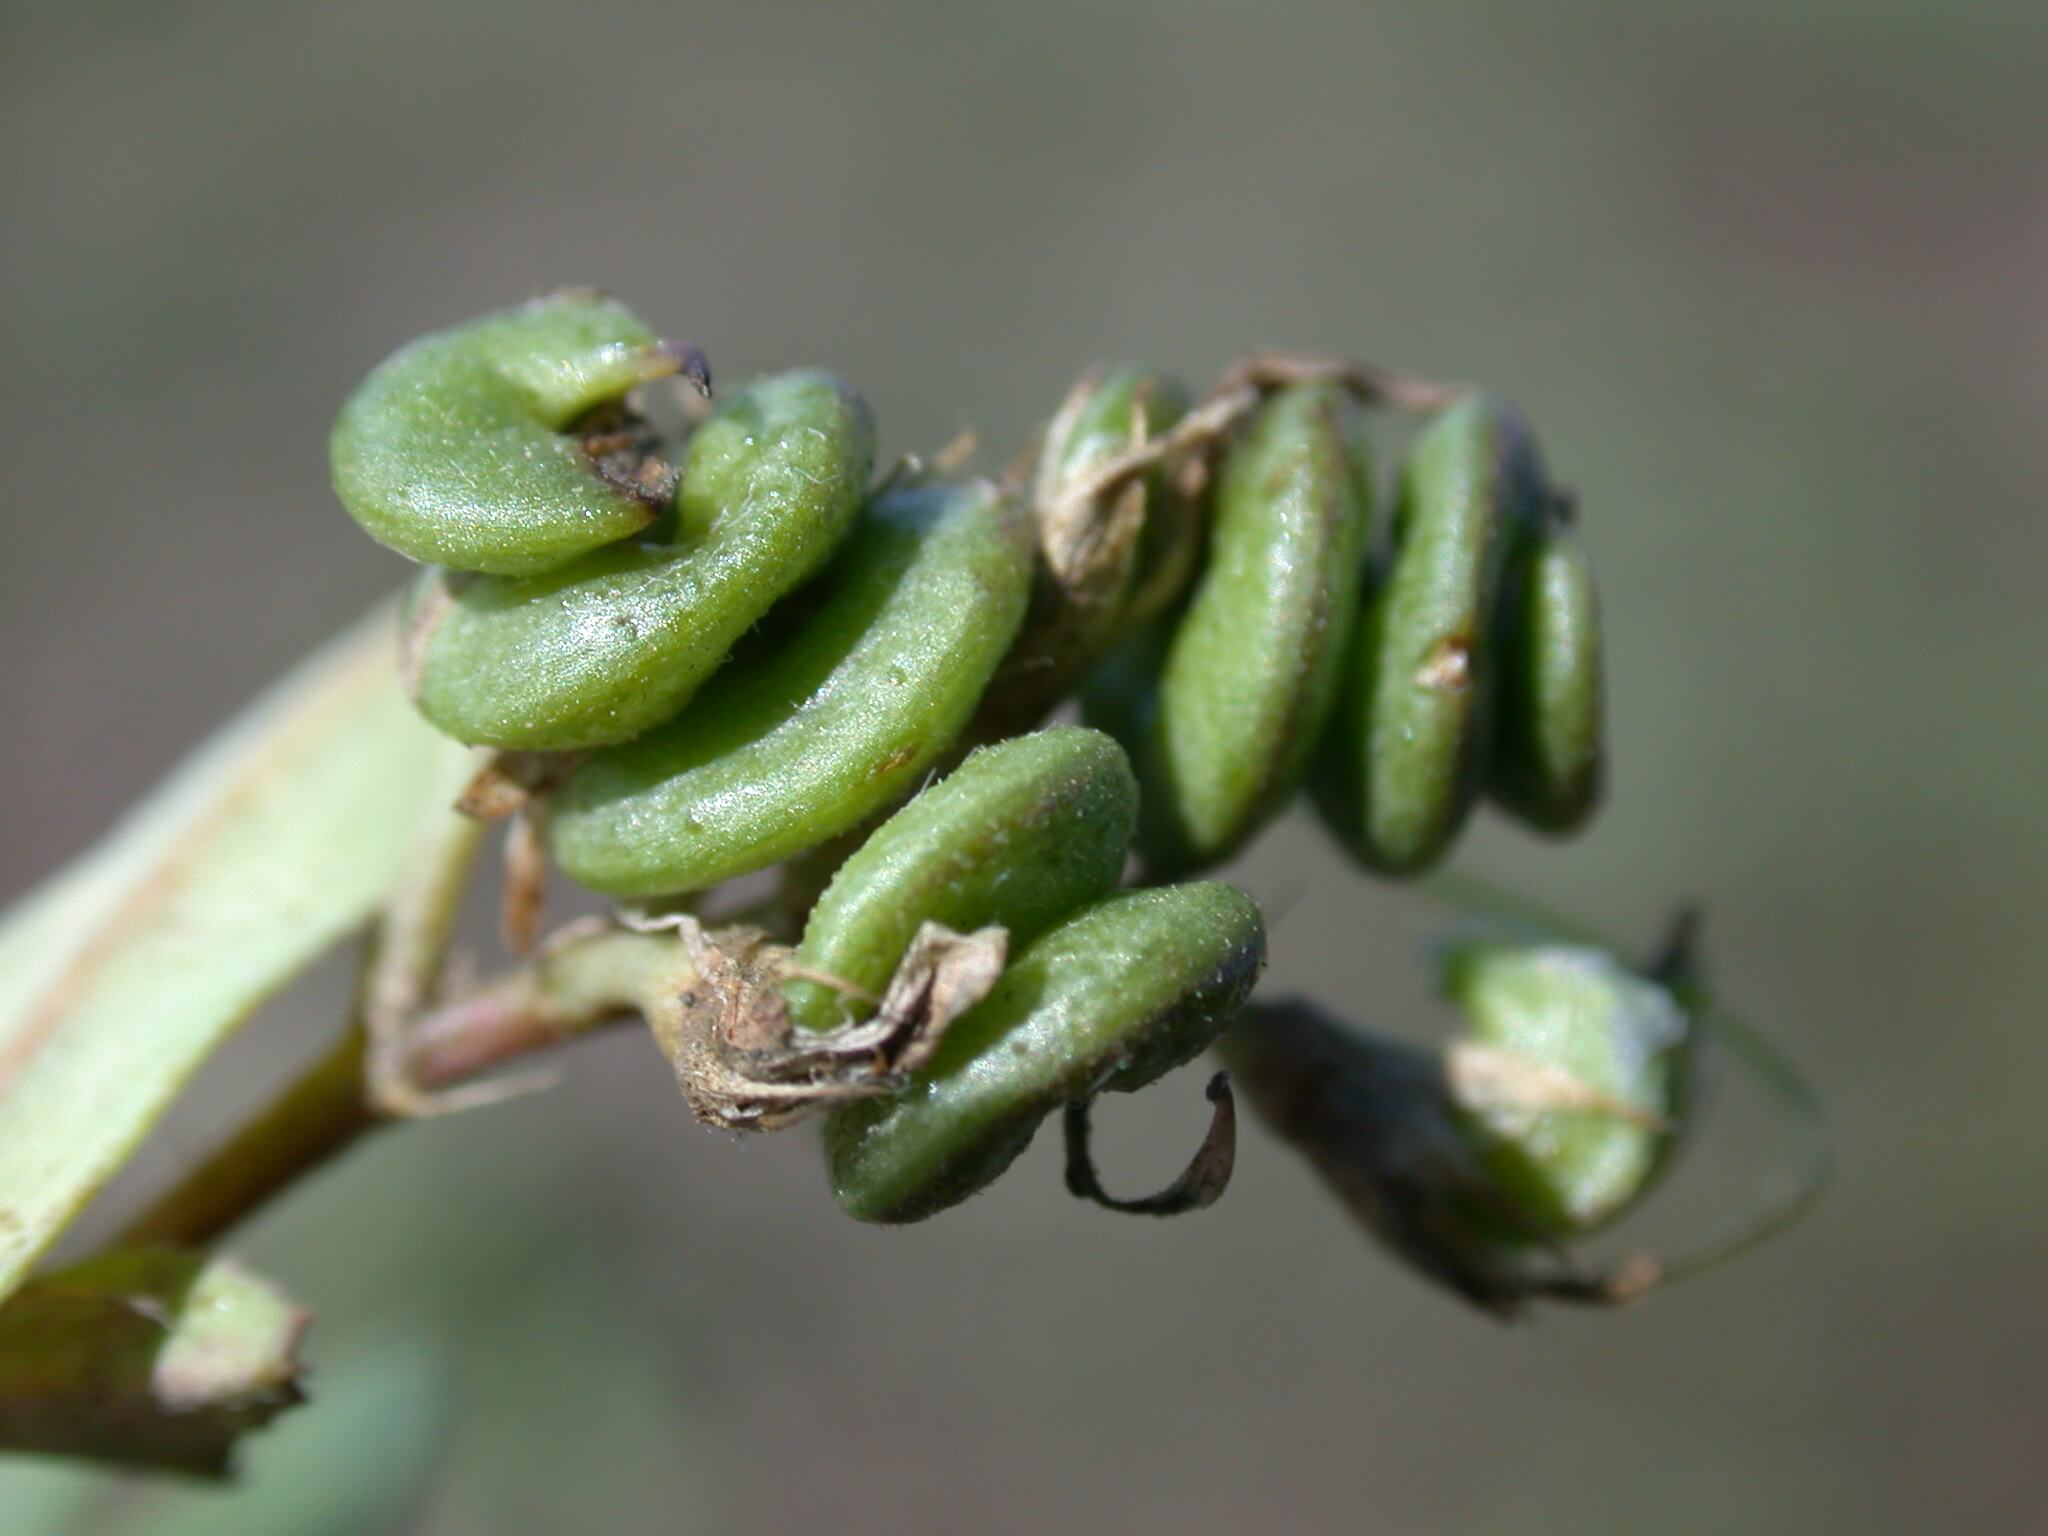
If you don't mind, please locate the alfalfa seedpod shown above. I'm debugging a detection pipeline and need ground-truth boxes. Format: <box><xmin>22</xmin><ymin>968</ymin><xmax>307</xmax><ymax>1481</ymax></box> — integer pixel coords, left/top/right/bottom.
<box><xmin>1089</xmin><ymin>382</ymin><xmax>1374</xmax><ymax>874</ymax></box>
<box><xmin>401</xmin><ymin>367</ymin><xmax>874</xmax><ymax>750</ymax></box>
<box><xmin>331</xmin><ymin>290</ymin><xmax>698</xmax><ymax>577</ymax></box>
<box><xmin>1223</xmin><ymin>923</ymin><xmax>1699</xmax><ymax>1315</ymax></box>
<box><xmin>1315</xmin><ymin>392</ymin><xmax>1544</xmax><ymax>873</ymax></box>
<box><xmin>1488</xmin><ymin>506</ymin><xmax>1605</xmax><ymax>834</ymax></box>
<box><xmin>783</xmin><ymin>726</ymin><xmax>1138</xmax><ymax>1032</ymax></box>
<box><xmin>825</xmin><ymin>882</ymin><xmax>1266</xmax><ymax>1223</ymax></box>
<box><xmin>547</xmin><ymin>476</ymin><xmax>1033</xmax><ymax>898</ymax></box>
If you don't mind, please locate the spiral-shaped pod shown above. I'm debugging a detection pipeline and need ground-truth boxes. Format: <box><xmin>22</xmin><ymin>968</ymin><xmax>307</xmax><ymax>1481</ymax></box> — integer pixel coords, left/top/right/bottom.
<box><xmin>333</xmin><ymin>293</ymin><xmax>1043</xmax><ymax>899</ymax></box>
<box><xmin>546</xmin><ymin>477</ymin><xmax>1034</xmax><ymax>898</ymax></box>
<box><xmin>314</xmin><ymin>301</ymin><xmax>1814</xmax><ymax>1302</ymax></box>
<box><xmin>396</xmin><ymin>361</ymin><xmax>877</xmax><ymax>752</ymax></box>
<box><xmin>331</xmin><ymin>292</ymin><xmax>689</xmax><ymax>577</ymax></box>
<box><xmin>330</xmin><ymin>296</ymin><xmax>1271</xmax><ymax>1220</ymax></box>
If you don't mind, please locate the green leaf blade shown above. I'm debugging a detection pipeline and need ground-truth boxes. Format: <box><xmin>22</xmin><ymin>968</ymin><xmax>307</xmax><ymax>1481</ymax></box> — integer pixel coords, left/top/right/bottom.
<box><xmin>0</xmin><ymin>607</ymin><xmax>458</xmax><ymax>1300</ymax></box>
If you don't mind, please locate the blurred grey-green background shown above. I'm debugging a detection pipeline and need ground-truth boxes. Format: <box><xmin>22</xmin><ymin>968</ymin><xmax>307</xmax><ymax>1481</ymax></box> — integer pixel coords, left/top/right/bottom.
<box><xmin>3</xmin><ymin>1</ymin><xmax>2044</xmax><ymax>1531</ymax></box>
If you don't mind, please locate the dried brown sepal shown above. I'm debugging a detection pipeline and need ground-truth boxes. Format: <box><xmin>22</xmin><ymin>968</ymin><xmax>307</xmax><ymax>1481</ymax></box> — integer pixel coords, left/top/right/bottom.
<box><xmin>872</xmin><ymin>427</ymin><xmax>984</xmax><ymax>501</ymax></box>
<box><xmin>1056</xmin><ymin>350</ymin><xmax>1455</xmax><ymax>536</ymax></box>
<box><xmin>1206</xmin><ymin>350</ymin><xmax>1462</xmax><ymax>416</ymax></box>
<box><xmin>1444</xmin><ymin>1041</ymin><xmax>1669</xmax><ymax>1132</ymax></box>
<box><xmin>575</xmin><ymin>399</ymin><xmax>679</xmax><ymax>512</ymax></box>
<box><xmin>980</xmin><ymin>352</ymin><xmax>1457</xmax><ymax>740</ymax></box>
<box><xmin>455</xmin><ymin>750</ymin><xmax>581</xmax><ymax>820</ymax></box>
<box><xmin>1046</xmin><ymin>385</ymin><xmax>1246</xmax><ymax>524</ymax></box>
<box><xmin>396</xmin><ymin>573</ymin><xmax>462</xmax><ymax>703</ymax></box>
<box><xmin>499</xmin><ymin>810</ymin><xmax>548</xmax><ymax>958</ymax></box>
<box><xmin>641</xmin><ymin>916</ymin><xmax>1007</xmax><ymax>1131</ymax></box>
<box><xmin>928</xmin><ymin>425</ymin><xmax>981</xmax><ymax>476</ymax></box>
<box><xmin>1034</xmin><ymin>369</ymin><xmax>1154</xmax><ymax>601</ymax></box>
<box><xmin>1062</xmin><ymin>1070</ymin><xmax>1237</xmax><ymax>1217</ymax></box>
<box><xmin>978</xmin><ymin>374</ymin><xmax>1214</xmax><ymax>736</ymax></box>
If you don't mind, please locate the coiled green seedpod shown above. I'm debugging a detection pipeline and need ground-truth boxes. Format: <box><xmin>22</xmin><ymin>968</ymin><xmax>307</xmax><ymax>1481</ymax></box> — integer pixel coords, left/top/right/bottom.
<box><xmin>400</xmin><ymin>368</ymin><xmax>874</xmax><ymax>750</ymax></box>
<box><xmin>1315</xmin><ymin>391</ymin><xmax>1546</xmax><ymax>873</ymax></box>
<box><xmin>1090</xmin><ymin>382</ymin><xmax>1372</xmax><ymax>873</ymax></box>
<box><xmin>825</xmin><ymin>882</ymin><xmax>1266</xmax><ymax>1223</ymax></box>
<box><xmin>546</xmin><ymin>477</ymin><xmax>1033</xmax><ymax>898</ymax></box>
<box><xmin>331</xmin><ymin>291</ymin><xmax>691</xmax><ymax>577</ymax></box>
<box><xmin>1488</xmin><ymin>514</ymin><xmax>1604</xmax><ymax>833</ymax></box>
<box><xmin>317</xmin><ymin>302</ymin><xmax>1652</xmax><ymax>1248</ymax></box>
<box><xmin>1224</xmin><ymin>926</ymin><xmax>1698</xmax><ymax>1314</ymax></box>
<box><xmin>784</xmin><ymin>727</ymin><xmax>1138</xmax><ymax>1031</ymax></box>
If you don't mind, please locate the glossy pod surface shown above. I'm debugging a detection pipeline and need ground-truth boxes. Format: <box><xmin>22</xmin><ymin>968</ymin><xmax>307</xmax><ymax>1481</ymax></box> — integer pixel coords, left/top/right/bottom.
<box><xmin>1319</xmin><ymin>392</ymin><xmax>1543</xmax><ymax>873</ymax></box>
<box><xmin>404</xmin><ymin>369</ymin><xmax>874</xmax><ymax>749</ymax></box>
<box><xmin>1442</xmin><ymin>935</ymin><xmax>1690</xmax><ymax>1238</ymax></box>
<box><xmin>825</xmin><ymin>882</ymin><xmax>1266</xmax><ymax>1223</ymax></box>
<box><xmin>784</xmin><ymin>727</ymin><xmax>1137</xmax><ymax>1031</ymax></box>
<box><xmin>546</xmin><ymin>478</ymin><xmax>1033</xmax><ymax>898</ymax></box>
<box><xmin>1098</xmin><ymin>383</ymin><xmax>1372</xmax><ymax>873</ymax></box>
<box><xmin>1488</xmin><ymin>522</ymin><xmax>1604</xmax><ymax>832</ymax></box>
<box><xmin>331</xmin><ymin>293</ymin><xmax>679</xmax><ymax>577</ymax></box>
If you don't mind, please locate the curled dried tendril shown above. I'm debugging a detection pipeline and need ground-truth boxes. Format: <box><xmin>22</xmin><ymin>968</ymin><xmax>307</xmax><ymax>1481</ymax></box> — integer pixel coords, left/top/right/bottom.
<box><xmin>1063</xmin><ymin>1071</ymin><xmax>1238</xmax><ymax>1217</ymax></box>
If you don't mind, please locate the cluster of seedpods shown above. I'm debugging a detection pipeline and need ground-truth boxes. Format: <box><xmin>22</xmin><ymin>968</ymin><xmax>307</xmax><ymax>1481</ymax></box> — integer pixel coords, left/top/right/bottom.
<box><xmin>330</xmin><ymin>292</ymin><xmax>1801</xmax><ymax>1313</ymax></box>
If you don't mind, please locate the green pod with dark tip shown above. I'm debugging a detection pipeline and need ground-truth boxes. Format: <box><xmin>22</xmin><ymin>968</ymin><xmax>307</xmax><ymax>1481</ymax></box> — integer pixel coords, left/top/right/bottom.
<box><xmin>1224</xmin><ymin>926</ymin><xmax>1698</xmax><ymax>1316</ymax></box>
<box><xmin>785</xmin><ymin>726</ymin><xmax>1138</xmax><ymax>1031</ymax></box>
<box><xmin>1488</xmin><ymin>521</ymin><xmax>1604</xmax><ymax>833</ymax></box>
<box><xmin>1318</xmin><ymin>392</ymin><xmax>1543</xmax><ymax>873</ymax></box>
<box><xmin>825</xmin><ymin>881</ymin><xmax>1267</xmax><ymax>1223</ymax></box>
<box><xmin>331</xmin><ymin>292</ymin><xmax>681</xmax><ymax>577</ymax></box>
<box><xmin>1093</xmin><ymin>382</ymin><xmax>1372</xmax><ymax>874</ymax></box>
<box><xmin>403</xmin><ymin>370</ymin><xmax>873</xmax><ymax>749</ymax></box>
<box><xmin>546</xmin><ymin>477</ymin><xmax>1033</xmax><ymax>898</ymax></box>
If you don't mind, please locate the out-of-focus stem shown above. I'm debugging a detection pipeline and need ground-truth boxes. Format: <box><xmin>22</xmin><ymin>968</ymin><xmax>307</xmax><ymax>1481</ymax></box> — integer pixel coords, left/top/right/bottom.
<box><xmin>117</xmin><ymin>925</ymin><xmax>689</xmax><ymax>1251</ymax></box>
<box><xmin>116</xmin><ymin>1025</ymin><xmax>376</xmax><ymax>1251</ymax></box>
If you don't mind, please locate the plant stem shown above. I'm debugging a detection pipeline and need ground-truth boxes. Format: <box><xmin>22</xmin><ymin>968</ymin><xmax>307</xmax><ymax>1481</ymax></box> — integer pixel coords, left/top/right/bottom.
<box><xmin>116</xmin><ymin>1026</ymin><xmax>373</xmax><ymax>1251</ymax></box>
<box><xmin>117</xmin><ymin>925</ymin><xmax>689</xmax><ymax>1251</ymax></box>
<box><xmin>363</xmin><ymin>747</ymin><xmax>496</xmax><ymax>1115</ymax></box>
